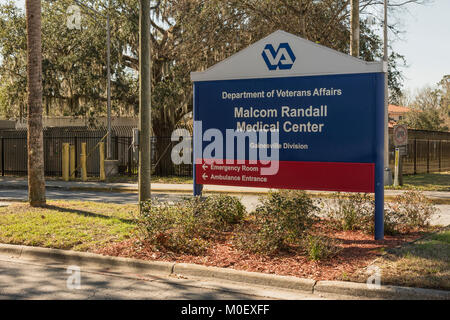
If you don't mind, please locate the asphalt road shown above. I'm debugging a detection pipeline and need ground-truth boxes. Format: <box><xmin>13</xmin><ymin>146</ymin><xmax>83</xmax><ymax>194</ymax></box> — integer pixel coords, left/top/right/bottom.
<box><xmin>0</xmin><ymin>187</ymin><xmax>262</xmax><ymax>209</ymax></box>
<box><xmin>0</xmin><ymin>254</ymin><xmax>333</xmax><ymax>300</ymax></box>
<box><xmin>0</xmin><ymin>188</ymin><xmax>448</xmax><ymax>226</ymax></box>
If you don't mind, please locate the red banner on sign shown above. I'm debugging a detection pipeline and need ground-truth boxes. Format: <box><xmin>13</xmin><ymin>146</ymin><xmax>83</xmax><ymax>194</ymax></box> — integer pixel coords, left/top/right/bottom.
<box><xmin>196</xmin><ymin>159</ymin><xmax>375</xmax><ymax>193</ymax></box>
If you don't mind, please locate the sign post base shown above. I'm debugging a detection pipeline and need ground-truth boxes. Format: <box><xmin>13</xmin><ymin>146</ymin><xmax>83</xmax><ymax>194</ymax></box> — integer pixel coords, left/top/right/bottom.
<box><xmin>384</xmin><ymin>168</ymin><xmax>393</xmax><ymax>186</ymax></box>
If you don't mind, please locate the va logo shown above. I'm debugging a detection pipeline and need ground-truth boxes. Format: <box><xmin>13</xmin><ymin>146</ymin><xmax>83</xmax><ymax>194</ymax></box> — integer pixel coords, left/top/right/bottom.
<box><xmin>262</xmin><ymin>43</ymin><xmax>296</xmax><ymax>71</ymax></box>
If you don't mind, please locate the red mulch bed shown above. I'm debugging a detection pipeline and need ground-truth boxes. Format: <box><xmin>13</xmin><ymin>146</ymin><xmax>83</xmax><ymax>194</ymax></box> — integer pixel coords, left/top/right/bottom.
<box><xmin>93</xmin><ymin>224</ymin><xmax>426</xmax><ymax>281</ymax></box>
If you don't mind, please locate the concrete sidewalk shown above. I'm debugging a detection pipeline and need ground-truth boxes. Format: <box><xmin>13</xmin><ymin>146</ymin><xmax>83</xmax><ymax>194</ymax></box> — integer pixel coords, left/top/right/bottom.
<box><xmin>0</xmin><ymin>176</ymin><xmax>449</xmax><ymax>201</ymax></box>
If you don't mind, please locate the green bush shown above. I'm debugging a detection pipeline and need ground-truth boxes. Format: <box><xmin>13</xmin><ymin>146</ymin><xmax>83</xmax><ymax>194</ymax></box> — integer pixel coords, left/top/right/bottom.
<box><xmin>137</xmin><ymin>200</ymin><xmax>206</xmax><ymax>254</ymax></box>
<box><xmin>302</xmin><ymin>234</ymin><xmax>342</xmax><ymax>261</ymax></box>
<box><xmin>324</xmin><ymin>193</ymin><xmax>374</xmax><ymax>232</ymax></box>
<box><xmin>325</xmin><ymin>191</ymin><xmax>437</xmax><ymax>235</ymax></box>
<box><xmin>137</xmin><ymin>195</ymin><xmax>245</xmax><ymax>254</ymax></box>
<box><xmin>235</xmin><ymin>190</ymin><xmax>318</xmax><ymax>254</ymax></box>
<box><xmin>187</xmin><ymin>195</ymin><xmax>246</xmax><ymax>231</ymax></box>
<box><xmin>385</xmin><ymin>190</ymin><xmax>438</xmax><ymax>234</ymax></box>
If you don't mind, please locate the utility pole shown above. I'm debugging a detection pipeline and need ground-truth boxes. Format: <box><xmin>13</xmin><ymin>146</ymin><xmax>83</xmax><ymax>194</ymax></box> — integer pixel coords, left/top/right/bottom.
<box><xmin>139</xmin><ymin>0</ymin><xmax>151</xmax><ymax>202</ymax></box>
<box><xmin>73</xmin><ymin>0</ymin><xmax>112</xmax><ymax>159</ymax></box>
<box><xmin>350</xmin><ymin>0</ymin><xmax>360</xmax><ymax>57</ymax></box>
<box><xmin>106</xmin><ymin>1</ymin><xmax>112</xmax><ymax>159</ymax></box>
<box><xmin>383</xmin><ymin>0</ymin><xmax>393</xmax><ymax>185</ymax></box>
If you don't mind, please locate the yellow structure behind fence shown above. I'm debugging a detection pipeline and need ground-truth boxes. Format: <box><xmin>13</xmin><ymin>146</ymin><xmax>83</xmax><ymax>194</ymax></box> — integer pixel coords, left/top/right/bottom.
<box><xmin>69</xmin><ymin>144</ymin><xmax>76</xmax><ymax>180</ymax></box>
<box><xmin>62</xmin><ymin>143</ymin><xmax>70</xmax><ymax>182</ymax></box>
<box><xmin>80</xmin><ymin>142</ymin><xmax>87</xmax><ymax>181</ymax></box>
<box><xmin>99</xmin><ymin>142</ymin><xmax>106</xmax><ymax>181</ymax></box>
<box><xmin>61</xmin><ymin>133</ymin><xmax>108</xmax><ymax>181</ymax></box>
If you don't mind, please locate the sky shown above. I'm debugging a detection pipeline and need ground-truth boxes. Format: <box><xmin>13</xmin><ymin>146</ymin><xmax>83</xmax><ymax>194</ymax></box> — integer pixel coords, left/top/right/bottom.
<box><xmin>4</xmin><ymin>0</ymin><xmax>450</xmax><ymax>93</ymax></box>
<box><xmin>390</xmin><ymin>0</ymin><xmax>450</xmax><ymax>93</ymax></box>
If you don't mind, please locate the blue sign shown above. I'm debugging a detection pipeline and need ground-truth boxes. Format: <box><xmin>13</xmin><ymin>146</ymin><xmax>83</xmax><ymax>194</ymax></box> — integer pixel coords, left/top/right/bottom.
<box><xmin>195</xmin><ymin>73</ymin><xmax>381</xmax><ymax>164</ymax></box>
<box><xmin>191</xmin><ymin>31</ymin><xmax>386</xmax><ymax>240</ymax></box>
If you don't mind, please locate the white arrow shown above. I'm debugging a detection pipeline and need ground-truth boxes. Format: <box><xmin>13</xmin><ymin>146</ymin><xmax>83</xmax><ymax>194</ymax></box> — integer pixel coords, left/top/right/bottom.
<box><xmin>202</xmin><ymin>163</ymin><xmax>208</xmax><ymax>170</ymax></box>
<box><xmin>202</xmin><ymin>173</ymin><xmax>208</xmax><ymax>180</ymax></box>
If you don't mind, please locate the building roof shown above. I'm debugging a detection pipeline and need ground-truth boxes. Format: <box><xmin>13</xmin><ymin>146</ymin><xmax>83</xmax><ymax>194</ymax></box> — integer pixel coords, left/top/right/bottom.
<box><xmin>388</xmin><ymin>104</ymin><xmax>411</xmax><ymax>114</ymax></box>
<box><xmin>388</xmin><ymin>105</ymin><xmax>412</xmax><ymax>128</ymax></box>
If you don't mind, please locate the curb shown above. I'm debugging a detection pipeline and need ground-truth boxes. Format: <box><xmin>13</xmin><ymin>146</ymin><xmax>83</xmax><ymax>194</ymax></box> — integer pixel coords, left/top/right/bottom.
<box><xmin>0</xmin><ymin>243</ymin><xmax>448</xmax><ymax>300</ymax></box>
<box><xmin>0</xmin><ymin>244</ymin><xmax>174</xmax><ymax>276</ymax></box>
<box><xmin>314</xmin><ymin>280</ymin><xmax>450</xmax><ymax>300</ymax></box>
<box><xmin>172</xmin><ymin>263</ymin><xmax>316</xmax><ymax>293</ymax></box>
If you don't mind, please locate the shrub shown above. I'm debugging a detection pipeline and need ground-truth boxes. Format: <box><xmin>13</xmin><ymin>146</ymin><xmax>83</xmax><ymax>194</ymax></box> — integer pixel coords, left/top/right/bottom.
<box><xmin>137</xmin><ymin>200</ymin><xmax>207</xmax><ymax>254</ymax></box>
<box><xmin>187</xmin><ymin>195</ymin><xmax>246</xmax><ymax>231</ymax></box>
<box><xmin>324</xmin><ymin>193</ymin><xmax>374</xmax><ymax>232</ymax></box>
<box><xmin>325</xmin><ymin>191</ymin><xmax>437</xmax><ymax>235</ymax></box>
<box><xmin>302</xmin><ymin>234</ymin><xmax>342</xmax><ymax>261</ymax></box>
<box><xmin>235</xmin><ymin>190</ymin><xmax>318</xmax><ymax>254</ymax></box>
<box><xmin>137</xmin><ymin>195</ymin><xmax>246</xmax><ymax>254</ymax></box>
<box><xmin>385</xmin><ymin>190</ymin><xmax>438</xmax><ymax>233</ymax></box>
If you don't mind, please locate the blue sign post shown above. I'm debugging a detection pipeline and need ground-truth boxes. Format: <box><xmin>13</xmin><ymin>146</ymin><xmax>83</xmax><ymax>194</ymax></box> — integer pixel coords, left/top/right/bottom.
<box><xmin>191</xmin><ymin>31</ymin><xmax>385</xmax><ymax>240</ymax></box>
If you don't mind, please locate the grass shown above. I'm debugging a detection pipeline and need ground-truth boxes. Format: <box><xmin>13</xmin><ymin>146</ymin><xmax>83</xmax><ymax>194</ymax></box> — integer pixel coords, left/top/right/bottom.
<box><xmin>351</xmin><ymin>229</ymin><xmax>450</xmax><ymax>290</ymax></box>
<box><xmin>0</xmin><ymin>201</ymin><xmax>138</xmax><ymax>251</ymax></box>
<box><xmin>385</xmin><ymin>171</ymin><xmax>450</xmax><ymax>192</ymax></box>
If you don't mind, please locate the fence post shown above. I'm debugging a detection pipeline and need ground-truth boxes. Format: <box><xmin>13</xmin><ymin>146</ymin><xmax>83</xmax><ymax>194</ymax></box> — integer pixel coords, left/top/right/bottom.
<box><xmin>413</xmin><ymin>138</ymin><xmax>417</xmax><ymax>175</ymax></box>
<box><xmin>62</xmin><ymin>143</ymin><xmax>70</xmax><ymax>181</ymax></box>
<box><xmin>427</xmin><ymin>139</ymin><xmax>430</xmax><ymax>173</ymax></box>
<box><xmin>128</xmin><ymin>137</ymin><xmax>132</xmax><ymax>177</ymax></box>
<box><xmin>1</xmin><ymin>137</ymin><xmax>4</xmax><ymax>177</ymax></box>
<box><xmin>115</xmin><ymin>136</ymin><xmax>119</xmax><ymax>160</ymax></box>
<box><xmin>439</xmin><ymin>140</ymin><xmax>442</xmax><ymax>172</ymax></box>
<box><xmin>99</xmin><ymin>142</ymin><xmax>106</xmax><ymax>181</ymax></box>
<box><xmin>80</xmin><ymin>142</ymin><xmax>87</xmax><ymax>181</ymax></box>
<box><xmin>70</xmin><ymin>144</ymin><xmax>76</xmax><ymax>180</ymax></box>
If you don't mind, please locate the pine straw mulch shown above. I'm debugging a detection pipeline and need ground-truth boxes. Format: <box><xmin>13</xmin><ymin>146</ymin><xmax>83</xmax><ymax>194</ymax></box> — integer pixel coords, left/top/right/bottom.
<box><xmin>93</xmin><ymin>223</ymin><xmax>427</xmax><ymax>281</ymax></box>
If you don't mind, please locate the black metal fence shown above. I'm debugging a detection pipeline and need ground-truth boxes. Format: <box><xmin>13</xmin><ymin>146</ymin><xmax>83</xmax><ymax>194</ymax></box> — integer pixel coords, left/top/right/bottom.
<box><xmin>0</xmin><ymin>127</ymin><xmax>193</xmax><ymax>178</ymax></box>
<box><xmin>388</xmin><ymin>138</ymin><xmax>450</xmax><ymax>174</ymax></box>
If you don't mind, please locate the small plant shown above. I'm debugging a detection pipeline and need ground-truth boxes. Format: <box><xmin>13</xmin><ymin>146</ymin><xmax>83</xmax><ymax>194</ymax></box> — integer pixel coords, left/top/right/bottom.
<box><xmin>137</xmin><ymin>200</ymin><xmax>207</xmax><ymax>254</ymax></box>
<box><xmin>385</xmin><ymin>190</ymin><xmax>438</xmax><ymax>233</ymax></box>
<box><xmin>187</xmin><ymin>195</ymin><xmax>246</xmax><ymax>231</ymax></box>
<box><xmin>324</xmin><ymin>193</ymin><xmax>374</xmax><ymax>232</ymax></box>
<box><xmin>235</xmin><ymin>190</ymin><xmax>318</xmax><ymax>254</ymax></box>
<box><xmin>302</xmin><ymin>234</ymin><xmax>342</xmax><ymax>261</ymax></box>
<box><xmin>137</xmin><ymin>195</ymin><xmax>246</xmax><ymax>255</ymax></box>
<box><xmin>324</xmin><ymin>191</ymin><xmax>437</xmax><ymax>235</ymax></box>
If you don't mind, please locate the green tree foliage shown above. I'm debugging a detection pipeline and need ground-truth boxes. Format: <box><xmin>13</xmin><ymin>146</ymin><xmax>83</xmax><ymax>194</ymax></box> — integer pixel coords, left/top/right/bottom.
<box><xmin>0</xmin><ymin>3</ymin><xmax>27</xmax><ymax>119</ymax></box>
<box><xmin>0</xmin><ymin>0</ymin><xmax>138</xmax><ymax>121</ymax></box>
<box><xmin>400</xmin><ymin>75</ymin><xmax>450</xmax><ymax>131</ymax></box>
<box><xmin>1</xmin><ymin>0</ymin><xmax>409</xmax><ymax>125</ymax></box>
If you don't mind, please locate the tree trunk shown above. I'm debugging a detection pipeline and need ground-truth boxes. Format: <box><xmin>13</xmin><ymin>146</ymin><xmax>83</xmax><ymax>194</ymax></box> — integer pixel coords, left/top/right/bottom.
<box><xmin>350</xmin><ymin>0</ymin><xmax>360</xmax><ymax>57</ymax></box>
<box><xmin>152</xmin><ymin>123</ymin><xmax>175</xmax><ymax>176</ymax></box>
<box><xmin>26</xmin><ymin>0</ymin><xmax>46</xmax><ymax>207</ymax></box>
